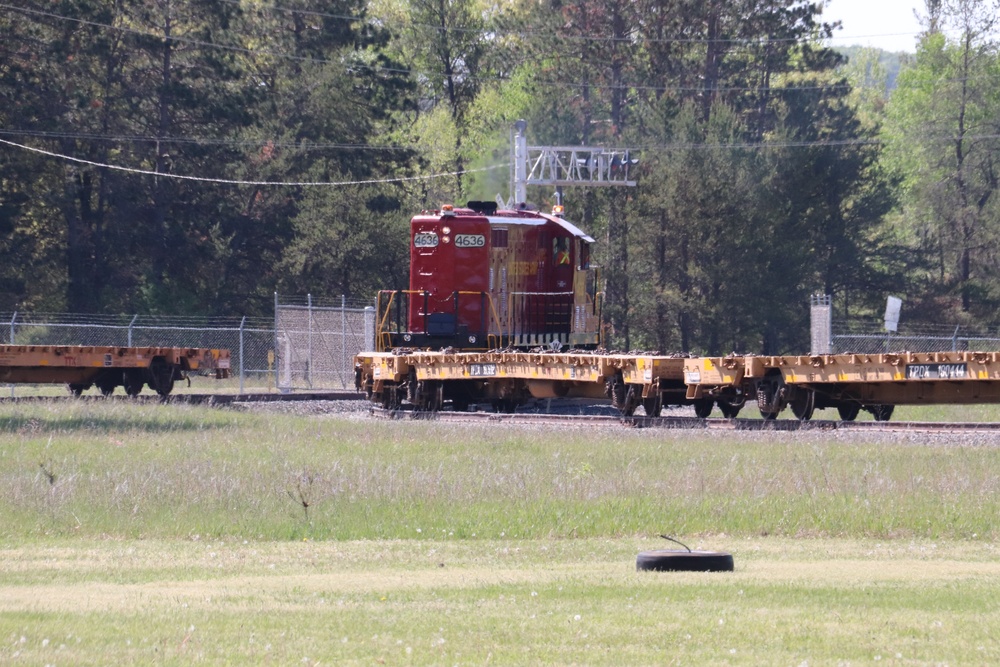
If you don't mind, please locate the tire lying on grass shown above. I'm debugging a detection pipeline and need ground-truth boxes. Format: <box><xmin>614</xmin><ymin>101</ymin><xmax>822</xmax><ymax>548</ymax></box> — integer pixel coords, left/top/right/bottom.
<box><xmin>636</xmin><ymin>549</ymin><xmax>734</xmax><ymax>572</ymax></box>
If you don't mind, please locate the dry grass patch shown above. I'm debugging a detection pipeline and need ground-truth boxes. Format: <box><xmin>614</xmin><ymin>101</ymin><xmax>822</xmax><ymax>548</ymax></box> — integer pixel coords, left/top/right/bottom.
<box><xmin>1</xmin><ymin>538</ymin><xmax>998</xmax><ymax>665</ymax></box>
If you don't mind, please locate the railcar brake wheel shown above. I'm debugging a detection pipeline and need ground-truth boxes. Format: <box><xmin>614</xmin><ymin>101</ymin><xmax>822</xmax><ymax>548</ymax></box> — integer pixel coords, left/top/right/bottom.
<box><xmin>636</xmin><ymin>549</ymin><xmax>734</xmax><ymax>572</ymax></box>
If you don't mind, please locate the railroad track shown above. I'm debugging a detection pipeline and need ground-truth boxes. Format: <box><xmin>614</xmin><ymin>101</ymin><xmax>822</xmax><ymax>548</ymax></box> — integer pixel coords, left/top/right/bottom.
<box><xmin>5</xmin><ymin>390</ymin><xmax>999</xmax><ymax>433</ymax></box>
<box><xmin>370</xmin><ymin>406</ymin><xmax>1000</xmax><ymax>433</ymax></box>
<box><xmin>0</xmin><ymin>391</ymin><xmax>361</xmax><ymax>405</ymax></box>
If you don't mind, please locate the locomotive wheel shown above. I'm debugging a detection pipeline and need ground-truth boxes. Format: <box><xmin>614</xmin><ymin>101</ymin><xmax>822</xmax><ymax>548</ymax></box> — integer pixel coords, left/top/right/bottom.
<box><xmin>868</xmin><ymin>404</ymin><xmax>895</xmax><ymax>422</ymax></box>
<box><xmin>837</xmin><ymin>403</ymin><xmax>861</xmax><ymax>421</ymax></box>
<box><xmin>789</xmin><ymin>389</ymin><xmax>815</xmax><ymax>421</ymax></box>
<box><xmin>642</xmin><ymin>393</ymin><xmax>662</xmax><ymax>417</ymax></box>
<box><xmin>636</xmin><ymin>550</ymin><xmax>734</xmax><ymax>573</ymax></box>
<box><xmin>693</xmin><ymin>398</ymin><xmax>714</xmax><ymax>419</ymax></box>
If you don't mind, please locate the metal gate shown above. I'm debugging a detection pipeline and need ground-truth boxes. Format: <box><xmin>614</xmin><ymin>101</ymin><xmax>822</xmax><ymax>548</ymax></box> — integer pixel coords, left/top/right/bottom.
<box><xmin>273</xmin><ymin>294</ymin><xmax>374</xmax><ymax>391</ymax></box>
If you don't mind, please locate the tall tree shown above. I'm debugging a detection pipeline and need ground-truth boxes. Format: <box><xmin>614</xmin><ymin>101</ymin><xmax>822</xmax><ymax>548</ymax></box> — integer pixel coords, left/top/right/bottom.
<box><xmin>884</xmin><ymin>0</ymin><xmax>1000</xmax><ymax>318</ymax></box>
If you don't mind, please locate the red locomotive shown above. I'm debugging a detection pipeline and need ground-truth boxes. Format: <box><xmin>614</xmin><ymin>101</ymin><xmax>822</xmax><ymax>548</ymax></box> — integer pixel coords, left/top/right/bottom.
<box><xmin>375</xmin><ymin>202</ymin><xmax>602</xmax><ymax>351</ymax></box>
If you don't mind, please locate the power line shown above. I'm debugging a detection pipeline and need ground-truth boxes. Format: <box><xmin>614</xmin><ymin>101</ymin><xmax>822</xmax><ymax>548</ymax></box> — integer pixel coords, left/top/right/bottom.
<box><xmin>0</xmin><ymin>136</ymin><xmax>506</xmax><ymax>186</ymax></box>
<box><xmin>0</xmin><ymin>129</ymin><xmax>416</xmax><ymax>152</ymax></box>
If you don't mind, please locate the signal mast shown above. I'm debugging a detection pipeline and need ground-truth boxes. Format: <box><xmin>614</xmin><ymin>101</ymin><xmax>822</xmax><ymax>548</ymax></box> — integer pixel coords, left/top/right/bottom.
<box><xmin>500</xmin><ymin>119</ymin><xmax>638</xmax><ymax>209</ymax></box>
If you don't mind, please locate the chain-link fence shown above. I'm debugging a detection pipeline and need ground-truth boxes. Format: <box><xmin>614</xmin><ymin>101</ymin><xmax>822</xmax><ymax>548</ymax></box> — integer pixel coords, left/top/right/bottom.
<box><xmin>273</xmin><ymin>295</ymin><xmax>374</xmax><ymax>392</ymax></box>
<box><xmin>831</xmin><ymin>321</ymin><xmax>1000</xmax><ymax>354</ymax></box>
<box><xmin>1</xmin><ymin>294</ymin><xmax>376</xmax><ymax>393</ymax></box>
<box><xmin>809</xmin><ymin>294</ymin><xmax>1000</xmax><ymax>354</ymax></box>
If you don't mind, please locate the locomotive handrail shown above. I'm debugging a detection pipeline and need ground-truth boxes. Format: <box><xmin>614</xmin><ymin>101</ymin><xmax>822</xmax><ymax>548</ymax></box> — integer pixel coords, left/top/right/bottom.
<box><xmin>376</xmin><ymin>289</ymin><xmax>429</xmax><ymax>351</ymax></box>
<box><xmin>375</xmin><ymin>289</ymin><xmax>507</xmax><ymax>351</ymax></box>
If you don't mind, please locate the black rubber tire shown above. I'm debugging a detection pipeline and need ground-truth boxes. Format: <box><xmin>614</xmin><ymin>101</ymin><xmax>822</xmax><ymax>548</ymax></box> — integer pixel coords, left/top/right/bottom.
<box><xmin>636</xmin><ymin>550</ymin><xmax>734</xmax><ymax>572</ymax></box>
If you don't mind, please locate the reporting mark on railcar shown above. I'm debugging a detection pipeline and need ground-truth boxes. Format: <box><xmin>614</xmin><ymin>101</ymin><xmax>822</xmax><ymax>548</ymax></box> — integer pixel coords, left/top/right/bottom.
<box><xmin>905</xmin><ymin>363</ymin><xmax>968</xmax><ymax>380</ymax></box>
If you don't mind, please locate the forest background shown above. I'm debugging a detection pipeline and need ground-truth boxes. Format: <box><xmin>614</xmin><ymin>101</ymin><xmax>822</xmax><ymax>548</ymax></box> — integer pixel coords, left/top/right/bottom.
<box><xmin>1</xmin><ymin>0</ymin><xmax>999</xmax><ymax>355</ymax></box>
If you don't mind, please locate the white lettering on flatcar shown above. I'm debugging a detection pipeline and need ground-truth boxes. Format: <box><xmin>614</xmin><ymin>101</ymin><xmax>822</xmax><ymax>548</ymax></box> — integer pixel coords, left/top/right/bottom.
<box><xmin>414</xmin><ymin>232</ymin><xmax>439</xmax><ymax>248</ymax></box>
<box><xmin>905</xmin><ymin>363</ymin><xmax>968</xmax><ymax>380</ymax></box>
<box><xmin>454</xmin><ymin>234</ymin><xmax>486</xmax><ymax>248</ymax></box>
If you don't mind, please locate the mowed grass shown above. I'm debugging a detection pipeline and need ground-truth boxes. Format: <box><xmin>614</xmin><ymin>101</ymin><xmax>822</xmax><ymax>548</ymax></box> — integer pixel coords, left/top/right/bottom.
<box><xmin>1</xmin><ymin>401</ymin><xmax>999</xmax><ymax>664</ymax></box>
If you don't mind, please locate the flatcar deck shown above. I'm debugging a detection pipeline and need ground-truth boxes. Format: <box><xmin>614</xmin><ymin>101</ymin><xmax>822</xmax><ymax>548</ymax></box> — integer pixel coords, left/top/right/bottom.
<box><xmin>355</xmin><ymin>349</ymin><xmax>1000</xmax><ymax>421</ymax></box>
<box><xmin>0</xmin><ymin>344</ymin><xmax>230</xmax><ymax>397</ymax></box>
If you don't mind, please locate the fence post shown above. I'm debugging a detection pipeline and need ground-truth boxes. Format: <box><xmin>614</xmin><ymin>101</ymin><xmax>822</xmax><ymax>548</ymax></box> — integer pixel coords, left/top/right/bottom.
<box><xmin>952</xmin><ymin>325</ymin><xmax>960</xmax><ymax>352</ymax></box>
<box><xmin>364</xmin><ymin>306</ymin><xmax>375</xmax><ymax>352</ymax></box>
<box><xmin>239</xmin><ymin>316</ymin><xmax>246</xmax><ymax>394</ymax></box>
<box><xmin>341</xmin><ymin>295</ymin><xmax>347</xmax><ymax>389</ymax></box>
<box><xmin>7</xmin><ymin>311</ymin><xmax>14</xmax><ymax>396</ymax></box>
<box><xmin>274</xmin><ymin>291</ymin><xmax>280</xmax><ymax>392</ymax></box>
<box><xmin>307</xmin><ymin>293</ymin><xmax>313</xmax><ymax>389</ymax></box>
<box><xmin>127</xmin><ymin>314</ymin><xmax>138</xmax><ymax>347</ymax></box>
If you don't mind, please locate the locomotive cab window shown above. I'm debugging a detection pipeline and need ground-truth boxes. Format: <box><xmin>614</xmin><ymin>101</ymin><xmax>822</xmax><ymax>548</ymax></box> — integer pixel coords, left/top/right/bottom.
<box><xmin>554</xmin><ymin>237</ymin><xmax>571</xmax><ymax>266</ymax></box>
<box><xmin>578</xmin><ymin>242</ymin><xmax>590</xmax><ymax>270</ymax></box>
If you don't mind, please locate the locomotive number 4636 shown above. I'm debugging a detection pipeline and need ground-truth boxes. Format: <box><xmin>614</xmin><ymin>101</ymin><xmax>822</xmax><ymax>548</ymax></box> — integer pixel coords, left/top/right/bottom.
<box><xmin>454</xmin><ymin>234</ymin><xmax>486</xmax><ymax>248</ymax></box>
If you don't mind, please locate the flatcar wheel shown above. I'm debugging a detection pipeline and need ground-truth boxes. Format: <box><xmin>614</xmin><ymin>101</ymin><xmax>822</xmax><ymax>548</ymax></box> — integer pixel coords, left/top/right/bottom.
<box><xmin>608</xmin><ymin>374</ymin><xmax>628</xmax><ymax>413</ymax></box>
<box><xmin>97</xmin><ymin>374</ymin><xmax>118</xmax><ymax>398</ymax></box>
<box><xmin>837</xmin><ymin>403</ymin><xmax>861</xmax><ymax>421</ymax></box>
<box><xmin>868</xmin><ymin>404</ymin><xmax>895</xmax><ymax>422</ymax></box>
<box><xmin>380</xmin><ymin>385</ymin><xmax>401</xmax><ymax>410</ymax></box>
<box><xmin>67</xmin><ymin>383</ymin><xmax>87</xmax><ymax>398</ymax></box>
<box><xmin>718</xmin><ymin>398</ymin><xmax>743</xmax><ymax>419</ymax></box>
<box><xmin>693</xmin><ymin>398</ymin><xmax>714</xmax><ymax>419</ymax></box>
<box><xmin>123</xmin><ymin>370</ymin><xmax>144</xmax><ymax>397</ymax></box>
<box><xmin>148</xmin><ymin>360</ymin><xmax>176</xmax><ymax>397</ymax></box>
<box><xmin>642</xmin><ymin>394</ymin><xmax>662</xmax><ymax>417</ymax></box>
<box><xmin>756</xmin><ymin>382</ymin><xmax>781</xmax><ymax>420</ymax></box>
<box><xmin>789</xmin><ymin>390</ymin><xmax>815</xmax><ymax>421</ymax></box>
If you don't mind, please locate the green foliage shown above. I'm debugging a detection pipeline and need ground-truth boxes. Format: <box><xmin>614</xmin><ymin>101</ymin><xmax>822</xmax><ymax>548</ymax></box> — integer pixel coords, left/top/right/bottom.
<box><xmin>883</xmin><ymin>4</ymin><xmax>1000</xmax><ymax>321</ymax></box>
<box><xmin>0</xmin><ymin>0</ymin><xmax>988</xmax><ymax>352</ymax></box>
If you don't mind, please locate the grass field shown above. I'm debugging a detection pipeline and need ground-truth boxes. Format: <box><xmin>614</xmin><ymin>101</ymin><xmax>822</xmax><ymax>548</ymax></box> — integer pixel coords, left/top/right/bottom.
<box><xmin>1</xmin><ymin>401</ymin><xmax>998</xmax><ymax>664</ymax></box>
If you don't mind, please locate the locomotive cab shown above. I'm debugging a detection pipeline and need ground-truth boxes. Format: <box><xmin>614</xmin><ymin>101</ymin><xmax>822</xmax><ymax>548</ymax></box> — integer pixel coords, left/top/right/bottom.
<box><xmin>375</xmin><ymin>203</ymin><xmax>602</xmax><ymax>351</ymax></box>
